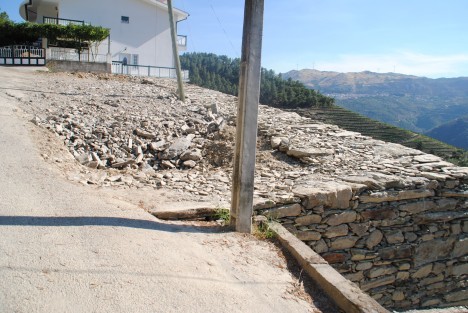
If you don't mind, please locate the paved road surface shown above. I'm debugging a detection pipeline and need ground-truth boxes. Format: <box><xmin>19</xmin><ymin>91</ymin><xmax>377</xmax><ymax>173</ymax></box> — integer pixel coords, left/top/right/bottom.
<box><xmin>0</xmin><ymin>67</ymin><xmax>324</xmax><ymax>313</ymax></box>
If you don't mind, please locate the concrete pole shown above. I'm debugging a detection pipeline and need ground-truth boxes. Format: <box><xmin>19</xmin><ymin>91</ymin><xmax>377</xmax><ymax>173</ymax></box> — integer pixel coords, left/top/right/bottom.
<box><xmin>167</xmin><ymin>0</ymin><xmax>185</xmax><ymax>102</ymax></box>
<box><xmin>230</xmin><ymin>0</ymin><xmax>264</xmax><ymax>233</ymax></box>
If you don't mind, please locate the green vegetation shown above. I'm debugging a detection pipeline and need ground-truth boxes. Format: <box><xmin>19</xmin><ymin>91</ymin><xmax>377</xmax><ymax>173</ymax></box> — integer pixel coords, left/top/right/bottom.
<box><xmin>180</xmin><ymin>52</ymin><xmax>334</xmax><ymax>109</ymax></box>
<box><xmin>253</xmin><ymin>222</ymin><xmax>276</xmax><ymax>240</ymax></box>
<box><xmin>0</xmin><ymin>18</ymin><xmax>109</xmax><ymax>50</ymax></box>
<box><xmin>425</xmin><ymin>116</ymin><xmax>468</xmax><ymax>150</ymax></box>
<box><xmin>298</xmin><ymin>106</ymin><xmax>468</xmax><ymax>166</ymax></box>
<box><xmin>213</xmin><ymin>207</ymin><xmax>230</xmax><ymax>224</ymax></box>
<box><xmin>0</xmin><ymin>8</ymin><xmax>10</xmax><ymax>23</ymax></box>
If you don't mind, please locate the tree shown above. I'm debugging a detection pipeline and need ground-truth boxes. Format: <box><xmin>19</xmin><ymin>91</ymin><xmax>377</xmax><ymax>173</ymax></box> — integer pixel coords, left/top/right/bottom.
<box><xmin>0</xmin><ymin>9</ymin><xmax>10</xmax><ymax>23</ymax></box>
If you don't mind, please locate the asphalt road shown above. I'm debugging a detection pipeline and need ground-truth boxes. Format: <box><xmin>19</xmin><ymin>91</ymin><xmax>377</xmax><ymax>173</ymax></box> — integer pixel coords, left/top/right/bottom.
<box><xmin>0</xmin><ymin>67</ymin><xmax>319</xmax><ymax>313</ymax></box>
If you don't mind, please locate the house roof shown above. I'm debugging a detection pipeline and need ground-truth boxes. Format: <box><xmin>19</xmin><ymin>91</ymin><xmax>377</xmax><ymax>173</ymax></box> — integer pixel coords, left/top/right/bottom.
<box><xmin>19</xmin><ymin>0</ymin><xmax>189</xmax><ymax>22</ymax></box>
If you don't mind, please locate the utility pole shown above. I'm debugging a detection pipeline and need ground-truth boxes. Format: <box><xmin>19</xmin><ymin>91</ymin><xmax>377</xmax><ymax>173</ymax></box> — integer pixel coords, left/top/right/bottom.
<box><xmin>230</xmin><ymin>0</ymin><xmax>265</xmax><ymax>233</ymax></box>
<box><xmin>167</xmin><ymin>0</ymin><xmax>185</xmax><ymax>102</ymax></box>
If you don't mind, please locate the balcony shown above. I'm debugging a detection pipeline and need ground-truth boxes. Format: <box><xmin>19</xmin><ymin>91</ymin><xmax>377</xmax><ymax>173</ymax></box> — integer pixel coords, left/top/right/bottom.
<box><xmin>43</xmin><ymin>16</ymin><xmax>86</xmax><ymax>26</ymax></box>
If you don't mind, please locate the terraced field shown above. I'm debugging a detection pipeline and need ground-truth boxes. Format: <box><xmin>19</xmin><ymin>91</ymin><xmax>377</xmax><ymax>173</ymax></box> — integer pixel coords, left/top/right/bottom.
<box><xmin>294</xmin><ymin>106</ymin><xmax>468</xmax><ymax>166</ymax></box>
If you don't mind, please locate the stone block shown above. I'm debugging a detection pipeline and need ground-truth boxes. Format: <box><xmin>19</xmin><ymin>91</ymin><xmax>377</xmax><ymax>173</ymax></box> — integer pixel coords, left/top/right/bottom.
<box><xmin>421</xmin><ymin>299</ymin><xmax>440</xmax><ymax>307</ymax></box>
<box><xmin>444</xmin><ymin>290</ymin><xmax>468</xmax><ymax>302</ymax></box>
<box><xmin>349</xmin><ymin>223</ymin><xmax>369</xmax><ymax>236</ymax></box>
<box><xmin>312</xmin><ymin>239</ymin><xmax>328</xmax><ymax>253</ymax></box>
<box><xmin>351</xmin><ymin>249</ymin><xmax>378</xmax><ymax>261</ymax></box>
<box><xmin>420</xmin><ymin>274</ymin><xmax>444</xmax><ymax>286</ymax></box>
<box><xmin>361</xmin><ymin>275</ymin><xmax>396</xmax><ymax>291</ymax></box>
<box><xmin>379</xmin><ymin>245</ymin><xmax>412</xmax><ymax>260</ymax></box>
<box><xmin>414</xmin><ymin>211</ymin><xmax>468</xmax><ymax>224</ymax></box>
<box><xmin>451</xmin><ymin>263</ymin><xmax>468</xmax><ymax>276</ymax></box>
<box><xmin>296</xmin><ymin>231</ymin><xmax>321</xmax><ymax>241</ymax></box>
<box><xmin>326</xmin><ymin>210</ymin><xmax>357</xmax><ymax>226</ymax></box>
<box><xmin>322</xmin><ymin>252</ymin><xmax>349</xmax><ymax>264</ymax></box>
<box><xmin>436</xmin><ymin>198</ymin><xmax>458</xmax><ymax>210</ymax></box>
<box><xmin>367</xmin><ymin>266</ymin><xmax>398</xmax><ymax>279</ymax></box>
<box><xmin>399</xmin><ymin>201</ymin><xmax>436</xmax><ymax>214</ymax></box>
<box><xmin>323</xmin><ymin>224</ymin><xmax>349</xmax><ymax>238</ymax></box>
<box><xmin>366</xmin><ymin>230</ymin><xmax>383</xmax><ymax>249</ymax></box>
<box><xmin>294</xmin><ymin>214</ymin><xmax>321</xmax><ymax>226</ymax></box>
<box><xmin>360</xmin><ymin>189</ymin><xmax>435</xmax><ymax>203</ymax></box>
<box><xmin>361</xmin><ymin>207</ymin><xmax>397</xmax><ymax>221</ymax></box>
<box><xmin>330</xmin><ymin>236</ymin><xmax>358</xmax><ymax>250</ymax></box>
<box><xmin>253</xmin><ymin>198</ymin><xmax>276</xmax><ymax>210</ymax></box>
<box><xmin>265</xmin><ymin>203</ymin><xmax>302</xmax><ymax>218</ymax></box>
<box><xmin>385</xmin><ymin>230</ymin><xmax>404</xmax><ymax>244</ymax></box>
<box><xmin>293</xmin><ymin>181</ymin><xmax>352</xmax><ymax>209</ymax></box>
<box><xmin>344</xmin><ymin>271</ymin><xmax>364</xmax><ymax>282</ymax></box>
<box><xmin>287</xmin><ymin>147</ymin><xmax>334</xmax><ymax>158</ymax></box>
<box><xmin>412</xmin><ymin>264</ymin><xmax>432</xmax><ymax>279</ymax></box>
<box><xmin>452</xmin><ymin>238</ymin><xmax>468</xmax><ymax>258</ymax></box>
<box><xmin>392</xmin><ymin>291</ymin><xmax>405</xmax><ymax>301</ymax></box>
<box><xmin>415</xmin><ymin>238</ymin><xmax>456</xmax><ymax>266</ymax></box>
<box><xmin>397</xmin><ymin>272</ymin><xmax>410</xmax><ymax>280</ymax></box>
<box><xmin>356</xmin><ymin>262</ymin><xmax>373</xmax><ymax>271</ymax></box>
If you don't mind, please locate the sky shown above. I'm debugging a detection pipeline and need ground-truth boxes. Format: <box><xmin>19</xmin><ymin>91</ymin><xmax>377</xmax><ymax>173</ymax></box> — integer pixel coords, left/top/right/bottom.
<box><xmin>2</xmin><ymin>0</ymin><xmax>468</xmax><ymax>78</ymax></box>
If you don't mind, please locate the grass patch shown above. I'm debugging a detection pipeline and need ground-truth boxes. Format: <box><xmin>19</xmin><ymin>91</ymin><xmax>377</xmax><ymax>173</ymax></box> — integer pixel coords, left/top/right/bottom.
<box><xmin>213</xmin><ymin>207</ymin><xmax>230</xmax><ymax>224</ymax></box>
<box><xmin>253</xmin><ymin>221</ymin><xmax>276</xmax><ymax>240</ymax></box>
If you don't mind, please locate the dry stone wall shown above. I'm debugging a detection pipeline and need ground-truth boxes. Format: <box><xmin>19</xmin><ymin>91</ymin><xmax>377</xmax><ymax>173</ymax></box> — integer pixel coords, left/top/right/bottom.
<box><xmin>255</xmin><ymin>167</ymin><xmax>467</xmax><ymax>310</ymax></box>
<box><xmin>19</xmin><ymin>72</ymin><xmax>467</xmax><ymax>311</ymax></box>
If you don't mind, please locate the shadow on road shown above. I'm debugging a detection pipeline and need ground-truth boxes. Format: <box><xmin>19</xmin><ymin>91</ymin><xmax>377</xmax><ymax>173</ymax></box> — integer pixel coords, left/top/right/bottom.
<box><xmin>0</xmin><ymin>215</ymin><xmax>225</xmax><ymax>234</ymax></box>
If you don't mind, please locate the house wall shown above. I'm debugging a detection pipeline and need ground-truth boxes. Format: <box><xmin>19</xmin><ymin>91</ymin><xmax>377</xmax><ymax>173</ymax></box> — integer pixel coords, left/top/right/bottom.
<box><xmin>58</xmin><ymin>0</ymin><xmax>181</xmax><ymax>68</ymax></box>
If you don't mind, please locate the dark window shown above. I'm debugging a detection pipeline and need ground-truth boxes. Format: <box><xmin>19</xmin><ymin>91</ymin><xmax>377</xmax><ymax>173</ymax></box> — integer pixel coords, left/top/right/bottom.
<box><xmin>121</xmin><ymin>16</ymin><xmax>129</xmax><ymax>23</ymax></box>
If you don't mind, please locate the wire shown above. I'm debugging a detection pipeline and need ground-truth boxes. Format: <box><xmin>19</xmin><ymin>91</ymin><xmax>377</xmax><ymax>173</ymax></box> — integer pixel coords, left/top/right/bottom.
<box><xmin>209</xmin><ymin>1</ymin><xmax>239</xmax><ymax>57</ymax></box>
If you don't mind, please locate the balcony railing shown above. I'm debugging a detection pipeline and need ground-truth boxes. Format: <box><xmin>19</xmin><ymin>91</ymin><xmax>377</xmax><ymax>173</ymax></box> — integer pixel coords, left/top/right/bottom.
<box><xmin>43</xmin><ymin>16</ymin><xmax>86</xmax><ymax>26</ymax></box>
<box><xmin>177</xmin><ymin>35</ymin><xmax>187</xmax><ymax>47</ymax></box>
<box><xmin>112</xmin><ymin>61</ymin><xmax>189</xmax><ymax>80</ymax></box>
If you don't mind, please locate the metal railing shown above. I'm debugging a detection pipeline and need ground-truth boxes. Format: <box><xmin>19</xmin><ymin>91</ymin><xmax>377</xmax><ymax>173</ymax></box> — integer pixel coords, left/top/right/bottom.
<box><xmin>47</xmin><ymin>48</ymin><xmax>108</xmax><ymax>63</ymax></box>
<box><xmin>0</xmin><ymin>45</ymin><xmax>46</xmax><ymax>66</ymax></box>
<box><xmin>177</xmin><ymin>35</ymin><xmax>187</xmax><ymax>47</ymax></box>
<box><xmin>43</xmin><ymin>16</ymin><xmax>86</xmax><ymax>26</ymax></box>
<box><xmin>112</xmin><ymin>61</ymin><xmax>189</xmax><ymax>80</ymax></box>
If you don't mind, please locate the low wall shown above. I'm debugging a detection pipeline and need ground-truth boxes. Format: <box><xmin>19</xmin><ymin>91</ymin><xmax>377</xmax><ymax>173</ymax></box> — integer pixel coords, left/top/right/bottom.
<box><xmin>254</xmin><ymin>168</ymin><xmax>468</xmax><ymax>310</ymax></box>
<box><xmin>47</xmin><ymin>60</ymin><xmax>111</xmax><ymax>74</ymax></box>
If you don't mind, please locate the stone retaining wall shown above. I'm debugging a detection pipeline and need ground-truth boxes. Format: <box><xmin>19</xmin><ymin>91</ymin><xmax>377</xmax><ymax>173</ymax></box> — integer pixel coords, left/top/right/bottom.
<box><xmin>47</xmin><ymin>60</ymin><xmax>111</xmax><ymax>74</ymax></box>
<box><xmin>254</xmin><ymin>169</ymin><xmax>468</xmax><ymax>310</ymax></box>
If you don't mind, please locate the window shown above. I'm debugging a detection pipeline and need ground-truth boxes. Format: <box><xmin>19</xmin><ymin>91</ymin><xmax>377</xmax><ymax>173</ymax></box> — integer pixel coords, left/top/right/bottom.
<box><xmin>132</xmin><ymin>54</ymin><xmax>139</xmax><ymax>66</ymax></box>
<box><xmin>121</xmin><ymin>16</ymin><xmax>129</xmax><ymax>23</ymax></box>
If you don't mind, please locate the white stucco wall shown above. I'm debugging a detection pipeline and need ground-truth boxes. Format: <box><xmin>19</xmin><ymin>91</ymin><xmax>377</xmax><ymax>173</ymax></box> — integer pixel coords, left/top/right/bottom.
<box><xmin>57</xmin><ymin>0</ymin><xmax>186</xmax><ymax>68</ymax></box>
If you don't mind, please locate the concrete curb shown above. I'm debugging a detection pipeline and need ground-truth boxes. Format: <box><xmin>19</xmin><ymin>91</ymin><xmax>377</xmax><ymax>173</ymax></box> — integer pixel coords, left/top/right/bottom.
<box><xmin>268</xmin><ymin>221</ymin><xmax>389</xmax><ymax>313</ymax></box>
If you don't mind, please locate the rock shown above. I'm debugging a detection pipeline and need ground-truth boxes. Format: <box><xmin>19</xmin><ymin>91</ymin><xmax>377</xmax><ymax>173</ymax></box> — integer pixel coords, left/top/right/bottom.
<box><xmin>361</xmin><ymin>208</ymin><xmax>397</xmax><ymax>221</ymax></box>
<box><xmin>366</xmin><ymin>230</ymin><xmax>383</xmax><ymax>249</ymax></box>
<box><xmin>414</xmin><ymin>211</ymin><xmax>468</xmax><ymax>224</ymax></box>
<box><xmin>183</xmin><ymin>160</ymin><xmax>197</xmax><ymax>168</ymax></box>
<box><xmin>414</xmin><ymin>154</ymin><xmax>442</xmax><ymax>163</ymax></box>
<box><xmin>360</xmin><ymin>189</ymin><xmax>435</xmax><ymax>203</ymax></box>
<box><xmin>412</xmin><ymin>264</ymin><xmax>433</xmax><ymax>279</ymax></box>
<box><xmin>367</xmin><ymin>266</ymin><xmax>398</xmax><ymax>279</ymax></box>
<box><xmin>253</xmin><ymin>198</ymin><xmax>276</xmax><ymax>210</ymax></box>
<box><xmin>340</xmin><ymin>175</ymin><xmax>383</xmax><ymax>190</ymax></box>
<box><xmin>264</xmin><ymin>203</ymin><xmax>302</xmax><ymax>219</ymax></box>
<box><xmin>322</xmin><ymin>252</ymin><xmax>349</xmax><ymax>264</ymax></box>
<box><xmin>149</xmin><ymin>140</ymin><xmax>166</xmax><ymax>151</ymax></box>
<box><xmin>379</xmin><ymin>245</ymin><xmax>412</xmax><ymax>260</ymax></box>
<box><xmin>349</xmin><ymin>223</ymin><xmax>369</xmax><ymax>236</ymax></box>
<box><xmin>399</xmin><ymin>201</ymin><xmax>436</xmax><ymax>214</ymax></box>
<box><xmin>295</xmin><ymin>214</ymin><xmax>321</xmax><ymax>226</ymax></box>
<box><xmin>415</xmin><ymin>238</ymin><xmax>456</xmax><ymax>266</ymax></box>
<box><xmin>180</xmin><ymin>148</ymin><xmax>202</xmax><ymax>161</ymax></box>
<box><xmin>111</xmin><ymin>159</ymin><xmax>136</xmax><ymax>168</ymax></box>
<box><xmin>326</xmin><ymin>210</ymin><xmax>357</xmax><ymax>226</ymax></box>
<box><xmin>444</xmin><ymin>290</ymin><xmax>467</xmax><ymax>302</ymax></box>
<box><xmin>323</xmin><ymin>224</ymin><xmax>348</xmax><ymax>238</ymax></box>
<box><xmin>452</xmin><ymin>237</ymin><xmax>468</xmax><ymax>258</ymax></box>
<box><xmin>451</xmin><ymin>263</ymin><xmax>468</xmax><ymax>276</ymax></box>
<box><xmin>293</xmin><ymin>180</ymin><xmax>352</xmax><ymax>209</ymax></box>
<box><xmin>385</xmin><ymin>230</ymin><xmax>404</xmax><ymax>244</ymax></box>
<box><xmin>392</xmin><ymin>291</ymin><xmax>405</xmax><ymax>301</ymax></box>
<box><xmin>287</xmin><ymin>147</ymin><xmax>334</xmax><ymax>158</ymax></box>
<box><xmin>330</xmin><ymin>236</ymin><xmax>358</xmax><ymax>250</ymax></box>
<box><xmin>361</xmin><ymin>275</ymin><xmax>396</xmax><ymax>291</ymax></box>
<box><xmin>160</xmin><ymin>135</ymin><xmax>195</xmax><ymax>160</ymax></box>
<box><xmin>295</xmin><ymin>231</ymin><xmax>321</xmax><ymax>241</ymax></box>
<box><xmin>135</xmin><ymin>128</ymin><xmax>156</xmax><ymax>139</ymax></box>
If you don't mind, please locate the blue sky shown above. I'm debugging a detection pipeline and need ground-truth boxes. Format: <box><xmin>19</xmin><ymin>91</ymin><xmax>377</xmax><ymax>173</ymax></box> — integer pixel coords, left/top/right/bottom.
<box><xmin>3</xmin><ymin>0</ymin><xmax>468</xmax><ymax>78</ymax></box>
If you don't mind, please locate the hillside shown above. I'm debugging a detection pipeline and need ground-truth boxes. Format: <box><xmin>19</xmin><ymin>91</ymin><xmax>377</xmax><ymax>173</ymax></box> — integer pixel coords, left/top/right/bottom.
<box><xmin>425</xmin><ymin>116</ymin><xmax>468</xmax><ymax>149</ymax></box>
<box><xmin>283</xmin><ymin>69</ymin><xmax>468</xmax><ymax>135</ymax></box>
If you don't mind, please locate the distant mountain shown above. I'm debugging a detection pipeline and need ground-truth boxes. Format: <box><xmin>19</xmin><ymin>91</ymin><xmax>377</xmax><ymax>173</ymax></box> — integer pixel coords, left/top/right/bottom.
<box><xmin>283</xmin><ymin>69</ymin><xmax>468</xmax><ymax>138</ymax></box>
<box><xmin>425</xmin><ymin>116</ymin><xmax>468</xmax><ymax>149</ymax></box>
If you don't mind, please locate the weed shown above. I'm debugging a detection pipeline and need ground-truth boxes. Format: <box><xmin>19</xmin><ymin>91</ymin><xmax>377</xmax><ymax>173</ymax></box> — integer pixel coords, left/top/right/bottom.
<box><xmin>213</xmin><ymin>207</ymin><xmax>230</xmax><ymax>224</ymax></box>
<box><xmin>253</xmin><ymin>221</ymin><xmax>276</xmax><ymax>240</ymax></box>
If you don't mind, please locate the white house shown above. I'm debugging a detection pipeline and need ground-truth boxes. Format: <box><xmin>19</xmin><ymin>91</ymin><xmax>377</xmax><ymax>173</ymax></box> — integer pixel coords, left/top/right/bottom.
<box><xmin>19</xmin><ymin>0</ymin><xmax>188</xmax><ymax>70</ymax></box>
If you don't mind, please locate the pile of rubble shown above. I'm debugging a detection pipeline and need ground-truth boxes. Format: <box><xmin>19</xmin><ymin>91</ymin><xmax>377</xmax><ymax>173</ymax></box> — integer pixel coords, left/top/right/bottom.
<box><xmin>22</xmin><ymin>72</ymin><xmax>467</xmax><ymax>205</ymax></box>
